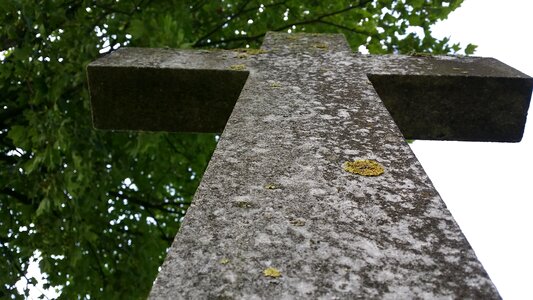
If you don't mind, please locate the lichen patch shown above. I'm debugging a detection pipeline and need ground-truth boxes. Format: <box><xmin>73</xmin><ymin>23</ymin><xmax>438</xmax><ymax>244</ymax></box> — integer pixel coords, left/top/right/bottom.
<box><xmin>343</xmin><ymin>159</ymin><xmax>384</xmax><ymax>176</ymax></box>
<box><xmin>289</xmin><ymin>218</ymin><xmax>306</xmax><ymax>226</ymax></box>
<box><xmin>263</xmin><ymin>267</ymin><xmax>282</xmax><ymax>278</ymax></box>
<box><xmin>312</xmin><ymin>43</ymin><xmax>328</xmax><ymax>49</ymax></box>
<box><xmin>264</xmin><ymin>183</ymin><xmax>279</xmax><ymax>189</ymax></box>
<box><xmin>233</xmin><ymin>200</ymin><xmax>253</xmax><ymax>208</ymax></box>
<box><xmin>233</xmin><ymin>48</ymin><xmax>268</xmax><ymax>55</ymax></box>
<box><xmin>229</xmin><ymin>64</ymin><xmax>246</xmax><ymax>71</ymax></box>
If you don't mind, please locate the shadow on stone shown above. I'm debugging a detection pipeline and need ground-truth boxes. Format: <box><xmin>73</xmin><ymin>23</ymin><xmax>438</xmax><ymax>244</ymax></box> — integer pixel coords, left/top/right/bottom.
<box><xmin>368</xmin><ymin>73</ymin><xmax>533</xmax><ymax>142</ymax></box>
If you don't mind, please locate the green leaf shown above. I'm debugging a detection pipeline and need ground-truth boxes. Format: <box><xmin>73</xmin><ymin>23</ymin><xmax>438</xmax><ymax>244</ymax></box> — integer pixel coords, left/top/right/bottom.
<box><xmin>411</xmin><ymin>0</ymin><xmax>425</xmax><ymax>9</ymax></box>
<box><xmin>464</xmin><ymin>43</ymin><xmax>478</xmax><ymax>55</ymax></box>
<box><xmin>7</xmin><ymin>125</ymin><xmax>28</xmax><ymax>147</ymax></box>
<box><xmin>24</xmin><ymin>155</ymin><xmax>43</xmax><ymax>173</ymax></box>
<box><xmin>36</xmin><ymin>198</ymin><xmax>51</xmax><ymax>217</ymax></box>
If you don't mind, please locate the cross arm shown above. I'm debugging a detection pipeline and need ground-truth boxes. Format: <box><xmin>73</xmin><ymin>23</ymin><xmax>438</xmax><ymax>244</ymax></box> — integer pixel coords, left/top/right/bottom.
<box><xmin>367</xmin><ymin>55</ymin><xmax>533</xmax><ymax>142</ymax></box>
<box><xmin>86</xmin><ymin>48</ymin><xmax>249</xmax><ymax>133</ymax></box>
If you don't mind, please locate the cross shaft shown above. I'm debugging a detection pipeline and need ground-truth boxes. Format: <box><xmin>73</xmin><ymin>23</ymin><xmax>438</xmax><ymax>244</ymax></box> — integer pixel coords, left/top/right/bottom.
<box><xmin>87</xmin><ymin>32</ymin><xmax>532</xmax><ymax>299</ymax></box>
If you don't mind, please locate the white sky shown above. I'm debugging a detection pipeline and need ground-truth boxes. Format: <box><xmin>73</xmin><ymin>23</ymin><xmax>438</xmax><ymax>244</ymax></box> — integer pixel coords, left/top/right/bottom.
<box><xmin>411</xmin><ymin>0</ymin><xmax>533</xmax><ymax>299</ymax></box>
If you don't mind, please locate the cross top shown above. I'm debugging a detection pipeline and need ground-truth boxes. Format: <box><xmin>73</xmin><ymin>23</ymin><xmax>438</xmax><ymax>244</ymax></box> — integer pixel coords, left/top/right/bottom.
<box><xmin>87</xmin><ymin>32</ymin><xmax>532</xmax><ymax>299</ymax></box>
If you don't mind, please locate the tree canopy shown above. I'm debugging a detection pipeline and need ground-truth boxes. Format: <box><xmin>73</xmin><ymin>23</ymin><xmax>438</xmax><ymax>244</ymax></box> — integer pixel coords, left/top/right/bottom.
<box><xmin>0</xmin><ymin>0</ymin><xmax>472</xmax><ymax>298</ymax></box>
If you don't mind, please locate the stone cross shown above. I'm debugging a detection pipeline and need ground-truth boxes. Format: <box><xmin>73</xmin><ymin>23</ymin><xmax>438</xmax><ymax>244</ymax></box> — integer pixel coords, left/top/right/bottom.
<box><xmin>87</xmin><ymin>32</ymin><xmax>532</xmax><ymax>299</ymax></box>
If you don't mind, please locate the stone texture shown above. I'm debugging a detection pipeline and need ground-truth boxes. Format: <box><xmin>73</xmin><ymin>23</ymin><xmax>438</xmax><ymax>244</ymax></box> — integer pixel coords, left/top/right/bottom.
<box><xmin>85</xmin><ymin>32</ymin><xmax>533</xmax><ymax>299</ymax></box>
<box><xmin>87</xmin><ymin>49</ymin><xmax>248</xmax><ymax>133</ymax></box>
<box><xmin>367</xmin><ymin>56</ymin><xmax>532</xmax><ymax>141</ymax></box>
<box><xmin>87</xmin><ymin>35</ymin><xmax>533</xmax><ymax>141</ymax></box>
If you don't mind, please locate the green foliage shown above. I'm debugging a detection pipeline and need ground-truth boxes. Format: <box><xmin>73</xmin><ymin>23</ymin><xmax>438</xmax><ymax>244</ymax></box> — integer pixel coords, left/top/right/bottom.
<box><xmin>0</xmin><ymin>0</ymin><xmax>470</xmax><ymax>298</ymax></box>
<box><xmin>464</xmin><ymin>43</ymin><xmax>478</xmax><ymax>55</ymax></box>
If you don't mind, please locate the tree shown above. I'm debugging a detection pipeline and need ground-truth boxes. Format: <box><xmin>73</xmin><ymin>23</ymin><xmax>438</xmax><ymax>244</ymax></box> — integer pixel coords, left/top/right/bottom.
<box><xmin>0</xmin><ymin>0</ymin><xmax>473</xmax><ymax>298</ymax></box>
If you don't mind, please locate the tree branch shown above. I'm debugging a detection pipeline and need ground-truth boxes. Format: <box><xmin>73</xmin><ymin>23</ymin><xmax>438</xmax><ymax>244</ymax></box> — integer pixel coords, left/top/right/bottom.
<box><xmin>190</xmin><ymin>0</ymin><xmax>211</xmax><ymax>13</ymax></box>
<box><xmin>272</xmin><ymin>0</ymin><xmax>375</xmax><ymax>32</ymax></box>
<box><xmin>193</xmin><ymin>0</ymin><xmax>254</xmax><ymax>47</ymax></box>
<box><xmin>317</xmin><ymin>20</ymin><xmax>375</xmax><ymax>37</ymax></box>
<box><xmin>1</xmin><ymin>188</ymin><xmax>33</xmax><ymax>206</ymax></box>
<box><xmin>145</xmin><ymin>208</ymin><xmax>174</xmax><ymax>243</ymax></box>
<box><xmin>87</xmin><ymin>242</ymin><xmax>107</xmax><ymax>289</ymax></box>
<box><xmin>164</xmin><ymin>135</ymin><xmax>189</xmax><ymax>164</ymax></box>
<box><xmin>0</xmin><ymin>105</ymin><xmax>27</xmax><ymax>127</ymax></box>
<box><xmin>193</xmin><ymin>0</ymin><xmax>289</xmax><ymax>47</ymax></box>
<box><xmin>0</xmin><ymin>244</ymin><xmax>34</xmax><ymax>297</ymax></box>
<box><xmin>196</xmin><ymin>0</ymin><xmax>374</xmax><ymax>47</ymax></box>
<box><xmin>109</xmin><ymin>191</ymin><xmax>190</xmax><ymax>215</ymax></box>
<box><xmin>0</xmin><ymin>153</ymin><xmax>18</xmax><ymax>165</ymax></box>
<box><xmin>0</xmin><ymin>36</ymin><xmax>17</xmax><ymax>50</ymax></box>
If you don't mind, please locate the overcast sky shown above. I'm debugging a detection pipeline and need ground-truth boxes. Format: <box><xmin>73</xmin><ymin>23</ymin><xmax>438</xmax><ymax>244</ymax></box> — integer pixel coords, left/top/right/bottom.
<box><xmin>411</xmin><ymin>0</ymin><xmax>533</xmax><ymax>299</ymax></box>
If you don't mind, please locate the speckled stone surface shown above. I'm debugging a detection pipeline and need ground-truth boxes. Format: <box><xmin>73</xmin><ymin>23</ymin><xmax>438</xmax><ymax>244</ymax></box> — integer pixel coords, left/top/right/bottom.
<box><xmin>85</xmin><ymin>32</ymin><xmax>533</xmax><ymax>299</ymax></box>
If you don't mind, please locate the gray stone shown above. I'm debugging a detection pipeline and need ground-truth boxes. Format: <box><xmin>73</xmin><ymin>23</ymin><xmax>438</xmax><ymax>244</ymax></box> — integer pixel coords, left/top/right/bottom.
<box><xmin>87</xmin><ymin>32</ymin><xmax>533</xmax><ymax>299</ymax></box>
<box><xmin>368</xmin><ymin>57</ymin><xmax>532</xmax><ymax>141</ymax></box>
<box><xmin>88</xmin><ymin>48</ymin><xmax>248</xmax><ymax>133</ymax></box>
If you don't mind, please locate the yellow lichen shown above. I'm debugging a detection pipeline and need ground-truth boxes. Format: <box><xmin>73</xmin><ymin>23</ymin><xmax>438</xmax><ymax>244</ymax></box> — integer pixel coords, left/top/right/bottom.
<box><xmin>270</xmin><ymin>82</ymin><xmax>282</xmax><ymax>88</ymax></box>
<box><xmin>220</xmin><ymin>258</ymin><xmax>230</xmax><ymax>265</ymax></box>
<box><xmin>407</xmin><ymin>50</ymin><xmax>432</xmax><ymax>57</ymax></box>
<box><xmin>289</xmin><ymin>218</ymin><xmax>306</xmax><ymax>226</ymax></box>
<box><xmin>312</xmin><ymin>43</ymin><xmax>328</xmax><ymax>49</ymax></box>
<box><xmin>343</xmin><ymin>159</ymin><xmax>384</xmax><ymax>176</ymax></box>
<box><xmin>233</xmin><ymin>48</ymin><xmax>268</xmax><ymax>55</ymax></box>
<box><xmin>234</xmin><ymin>200</ymin><xmax>252</xmax><ymax>208</ymax></box>
<box><xmin>229</xmin><ymin>64</ymin><xmax>246</xmax><ymax>71</ymax></box>
<box><xmin>264</xmin><ymin>183</ymin><xmax>278</xmax><ymax>189</ymax></box>
<box><xmin>263</xmin><ymin>267</ymin><xmax>281</xmax><ymax>278</ymax></box>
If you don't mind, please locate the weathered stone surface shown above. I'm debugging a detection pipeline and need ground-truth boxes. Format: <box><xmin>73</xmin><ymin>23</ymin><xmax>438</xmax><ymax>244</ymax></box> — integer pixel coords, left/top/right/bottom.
<box><xmin>368</xmin><ymin>56</ymin><xmax>532</xmax><ymax>141</ymax></box>
<box><xmin>85</xmin><ymin>32</ymin><xmax>533</xmax><ymax>299</ymax></box>
<box><xmin>87</xmin><ymin>49</ymin><xmax>248</xmax><ymax>133</ymax></box>
<box><xmin>87</xmin><ymin>36</ymin><xmax>533</xmax><ymax>140</ymax></box>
